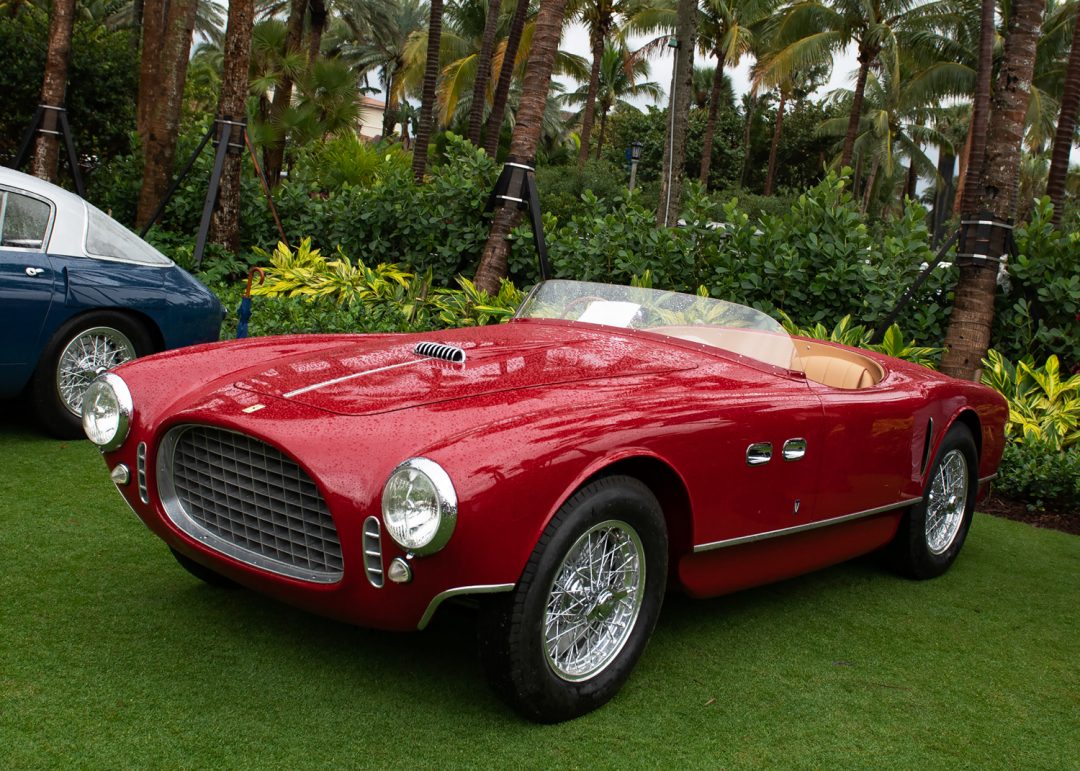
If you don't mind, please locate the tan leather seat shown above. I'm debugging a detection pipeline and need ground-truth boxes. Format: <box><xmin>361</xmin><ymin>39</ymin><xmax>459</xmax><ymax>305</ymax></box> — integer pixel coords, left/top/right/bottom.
<box><xmin>799</xmin><ymin>354</ymin><xmax>875</xmax><ymax>389</ymax></box>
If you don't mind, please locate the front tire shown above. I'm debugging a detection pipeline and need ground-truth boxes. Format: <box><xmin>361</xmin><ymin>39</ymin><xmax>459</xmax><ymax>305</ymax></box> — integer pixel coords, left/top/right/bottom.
<box><xmin>891</xmin><ymin>423</ymin><xmax>978</xmax><ymax>579</ymax></box>
<box><xmin>479</xmin><ymin>476</ymin><xmax>668</xmax><ymax>723</ymax></box>
<box><xmin>32</xmin><ymin>311</ymin><xmax>152</xmax><ymax>439</ymax></box>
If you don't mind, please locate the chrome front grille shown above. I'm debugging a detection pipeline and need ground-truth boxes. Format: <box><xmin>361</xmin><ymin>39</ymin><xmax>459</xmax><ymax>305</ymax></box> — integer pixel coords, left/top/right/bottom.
<box><xmin>157</xmin><ymin>426</ymin><xmax>343</xmax><ymax>583</ymax></box>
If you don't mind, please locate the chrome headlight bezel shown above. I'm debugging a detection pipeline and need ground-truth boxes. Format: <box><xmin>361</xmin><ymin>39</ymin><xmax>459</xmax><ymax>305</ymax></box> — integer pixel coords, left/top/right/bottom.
<box><xmin>82</xmin><ymin>372</ymin><xmax>132</xmax><ymax>452</ymax></box>
<box><xmin>380</xmin><ymin>457</ymin><xmax>457</xmax><ymax>556</ymax></box>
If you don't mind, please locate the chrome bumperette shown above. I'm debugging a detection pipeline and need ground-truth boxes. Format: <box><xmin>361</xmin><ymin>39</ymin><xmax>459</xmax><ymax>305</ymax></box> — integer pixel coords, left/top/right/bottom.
<box><xmin>362</xmin><ymin>516</ymin><xmax>384</xmax><ymax>588</ymax></box>
<box><xmin>692</xmin><ymin>498</ymin><xmax>921</xmax><ymax>553</ymax></box>
<box><xmin>157</xmin><ymin>426</ymin><xmax>343</xmax><ymax>583</ymax></box>
<box><xmin>417</xmin><ymin>583</ymin><xmax>515</xmax><ymax>630</ymax></box>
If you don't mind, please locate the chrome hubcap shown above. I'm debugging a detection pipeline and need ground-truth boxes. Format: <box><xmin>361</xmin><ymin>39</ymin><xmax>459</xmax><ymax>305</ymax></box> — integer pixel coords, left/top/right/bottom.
<box><xmin>925</xmin><ymin>449</ymin><xmax>969</xmax><ymax>555</ymax></box>
<box><xmin>543</xmin><ymin>520</ymin><xmax>645</xmax><ymax>682</ymax></box>
<box><xmin>56</xmin><ymin>327</ymin><xmax>136</xmax><ymax>416</ymax></box>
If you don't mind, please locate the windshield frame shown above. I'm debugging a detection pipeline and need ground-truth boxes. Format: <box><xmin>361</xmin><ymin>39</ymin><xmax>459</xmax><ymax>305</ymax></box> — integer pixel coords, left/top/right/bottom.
<box><xmin>514</xmin><ymin>280</ymin><xmax>799</xmax><ymax>372</ymax></box>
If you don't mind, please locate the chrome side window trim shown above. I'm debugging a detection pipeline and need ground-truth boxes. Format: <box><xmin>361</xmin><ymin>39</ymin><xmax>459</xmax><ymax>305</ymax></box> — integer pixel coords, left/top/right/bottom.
<box><xmin>692</xmin><ymin>498</ymin><xmax>922</xmax><ymax>553</ymax></box>
<box><xmin>417</xmin><ymin>583</ymin><xmax>515</xmax><ymax>630</ymax></box>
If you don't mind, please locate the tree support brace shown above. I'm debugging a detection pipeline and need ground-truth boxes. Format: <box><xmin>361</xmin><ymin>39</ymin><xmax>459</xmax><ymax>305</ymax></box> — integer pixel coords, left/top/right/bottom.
<box><xmin>139</xmin><ymin>116</ymin><xmax>289</xmax><ymax>267</ymax></box>
<box><xmin>12</xmin><ymin>104</ymin><xmax>85</xmax><ymax>198</ymax></box>
<box><xmin>484</xmin><ymin>159</ymin><xmax>552</xmax><ymax>281</ymax></box>
<box><xmin>870</xmin><ymin>212</ymin><xmax>1015</xmax><ymax>344</ymax></box>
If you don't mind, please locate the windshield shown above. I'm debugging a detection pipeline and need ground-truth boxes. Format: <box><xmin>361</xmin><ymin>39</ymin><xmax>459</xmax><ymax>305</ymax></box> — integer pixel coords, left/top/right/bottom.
<box><xmin>515</xmin><ymin>280</ymin><xmax>797</xmax><ymax>370</ymax></box>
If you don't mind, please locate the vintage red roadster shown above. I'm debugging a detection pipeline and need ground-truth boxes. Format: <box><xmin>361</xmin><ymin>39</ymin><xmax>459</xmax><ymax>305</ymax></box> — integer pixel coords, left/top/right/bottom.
<box><xmin>84</xmin><ymin>280</ymin><xmax>1008</xmax><ymax>722</ymax></box>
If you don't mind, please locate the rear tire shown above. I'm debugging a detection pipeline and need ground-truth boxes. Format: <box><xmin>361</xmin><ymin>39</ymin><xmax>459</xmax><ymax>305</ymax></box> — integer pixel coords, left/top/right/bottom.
<box><xmin>891</xmin><ymin>424</ymin><xmax>978</xmax><ymax>579</ymax></box>
<box><xmin>478</xmin><ymin>475</ymin><xmax>667</xmax><ymax>723</ymax></box>
<box><xmin>32</xmin><ymin>311</ymin><xmax>153</xmax><ymax>439</ymax></box>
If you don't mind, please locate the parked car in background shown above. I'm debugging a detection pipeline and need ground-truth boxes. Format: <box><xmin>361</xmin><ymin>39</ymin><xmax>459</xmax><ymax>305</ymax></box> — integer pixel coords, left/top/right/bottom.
<box><xmin>0</xmin><ymin>167</ymin><xmax>223</xmax><ymax>437</ymax></box>
<box><xmin>85</xmin><ymin>280</ymin><xmax>1007</xmax><ymax>722</ymax></box>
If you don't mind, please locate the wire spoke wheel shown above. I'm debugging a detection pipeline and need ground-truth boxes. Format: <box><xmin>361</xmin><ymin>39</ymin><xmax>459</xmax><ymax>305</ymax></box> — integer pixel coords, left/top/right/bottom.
<box><xmin>543</xmin><ymin>520</ymin><xmax>645</xmax><ymax>682</ymax></box>
<box><xmin>55</xmin><ymin>326</ymin><xmax>136</xmax><ymax>416</ymax></box>
<box><xmin>924</xmin><ymin>448</ymin><xmax>969</xmax><ymax>555</ymax></box>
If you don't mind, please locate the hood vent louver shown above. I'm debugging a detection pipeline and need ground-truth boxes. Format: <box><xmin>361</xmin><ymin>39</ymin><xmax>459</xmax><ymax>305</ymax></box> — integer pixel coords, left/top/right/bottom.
<box><xmin>414</xmin><ymin>341</ymin><xmax>466</xmax><ymax>364</ymax></box>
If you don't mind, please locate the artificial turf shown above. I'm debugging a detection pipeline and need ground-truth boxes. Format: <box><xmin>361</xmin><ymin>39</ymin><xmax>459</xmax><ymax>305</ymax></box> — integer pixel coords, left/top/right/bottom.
<box><xmin>2</xmin><ymin>409</ymin><xmax>1077</xmax><ymax>769</ymax></box>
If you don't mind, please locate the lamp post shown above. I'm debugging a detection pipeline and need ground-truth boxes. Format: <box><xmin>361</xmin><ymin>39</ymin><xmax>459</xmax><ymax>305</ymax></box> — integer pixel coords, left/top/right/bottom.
<box><xmin>629</xmin><ymin>140</ymin><xmax>643</xmax><ymax>191</ymax></box>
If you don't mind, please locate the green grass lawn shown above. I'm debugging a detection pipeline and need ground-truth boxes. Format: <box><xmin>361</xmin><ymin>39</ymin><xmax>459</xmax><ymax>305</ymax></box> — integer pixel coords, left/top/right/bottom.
<box><xmin>2</xmin><ymin>408</ymin><xmax>1078</xmax><ymax>769</ymax></box>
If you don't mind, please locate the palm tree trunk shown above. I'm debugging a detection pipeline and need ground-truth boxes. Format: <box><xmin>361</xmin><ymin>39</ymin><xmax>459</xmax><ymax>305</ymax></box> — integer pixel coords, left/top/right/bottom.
<box><xmin>739</xmin><ymin>94</ymin><xmax>755</xmax><ymax>188</ymax></box>
<box><xmin>764</xmin><ymin>88</ymin><xmax>787</xmax><ymax>196</ymax></box>
<box><xmin>657</xmin><ymin>0</ymin><xmax>698</xmax><ymax>226</ymax></box>
<box><xmin>941</xmin><ymin>0</ymin><xmax>1047</xmax><ymax>381</ymax></box>
<box><xmin>483</xmin><ymin>0</ymin><xmax>529</xmax><ymax>157</ymax></box>
<box><xmin>698</xmin><ymin>53</ymin><xmax>725</xmax><ymax>186</ymax></box>
<box><xmin>131</xmin><ymin>0</ymin><xmax>144</xmax><ymax>53</ymax></box>
<box><xmin>577</xmin><ymin>25</ymin><xmax>607</xmax><ymax>168</ymax></box>
<box><xmin>596</xmin><ymin>107</ymin><xmax>609</xmax><ymax>160</ymax></box>
<box><xmin>382</xmin><ymin>65</ymin><xmax>398</xmax><ymax>137</ymax></box>
<box><xmin>475</xmin><ymin>0</ymin><xmax>569</xmax><ymax>293</ymax></box>
<box><xmin>861</xmin><ymin>156</ymin><xmax>879</xmax><ymax>213</ymax></box>
<box><xmin>308</xmin><ymin>0</ymin><xmax>326</xmax><ymax>61</ymax></box>
<box><xmin>208</xmin><ymin>0</ymin><xmax>254</xmax><ymax>253</ymax></box>
<box><xmin>467</xmin><ymin>0</ymin><xmax>502</xmax><ymax>146</ymax></box>
<box><xmin>932</xmin><ymin>150</ymin><xmax>955</xmax><ymax>246</ymax></box>
<box><xmin>951</xmin><ymin>117</ymin><xmax>973</xmax><ymax>216</ymax></box>
<box><xmin>135</xmin><ymin>0</ymin><xmax>198</xmax><ymax>230</ymax></box>
<box><xmin>905</xmin><ymin>159</ymin><xmax>917</xmax><ymax>199</ymax></box>
<box><xmin>263</xmin><ymin>0</ymin><xmax>307</xmax><ymax>188</ymax></box>
<box><xmin>412</xmin><ymin>0</ymin><xmax>444</xmax><ymax>181</ymax></box>
<box><xmin>840</xmin><ymin>44</ymin><xmax>876</xmax><ymax>168</ymax></box>
<box><xmin>957</xmin><ymin>0</ymin><xmax>996</xmax><ymax>215</ymax></box>
<box><xmin>1046</xmin><ymin>8</ymin><xmax>1080</xmax><ymax>225</ymax></box>
<box><xmin>30</xmin><ymin>0</ymin><xmax>76</xmax><ymax>183</ymax></box>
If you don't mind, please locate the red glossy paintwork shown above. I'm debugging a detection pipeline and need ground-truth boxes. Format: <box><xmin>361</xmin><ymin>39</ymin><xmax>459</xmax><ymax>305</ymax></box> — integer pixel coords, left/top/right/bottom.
<box><xmin>101</xmin><ymin>317</ymin><xmax>1008</xmax><ymax>631</ymax></box>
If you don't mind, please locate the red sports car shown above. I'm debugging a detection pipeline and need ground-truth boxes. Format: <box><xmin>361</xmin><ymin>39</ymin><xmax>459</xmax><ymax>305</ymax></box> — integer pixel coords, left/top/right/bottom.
<box><xmin>83</xmin><ymin>280</ymin><xmax>1008</xmax><ymax>722</ymax></box>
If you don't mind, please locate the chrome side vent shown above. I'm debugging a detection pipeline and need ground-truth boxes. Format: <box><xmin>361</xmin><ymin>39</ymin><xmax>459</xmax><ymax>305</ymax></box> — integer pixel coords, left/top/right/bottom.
<box><xmin>136</xmin><ymin>442</ymin><xmax>149</xmax><ymax>504</ymax></box>
<box><xmin>363</xmin><ymin>516</ymin><xmax>385</xmax><ymax>588</ymax></box>
<box><xmin>414</xmin><ymin>341</ymin><xmax>466</xmax><ymax>364</ymax></box>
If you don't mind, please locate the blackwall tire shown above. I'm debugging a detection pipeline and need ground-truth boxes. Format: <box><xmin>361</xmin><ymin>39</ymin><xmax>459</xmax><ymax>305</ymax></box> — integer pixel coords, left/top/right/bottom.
<box><xmin>478</xmin><ymin>475</ymin><xmax>667</xmax><ymax>723</ymax></box>
<box><xmin>32</xmin><ymin>312</ymin><xmax>152</xmax><ymax>439</ymax></box>
<box><xmin>891</xmin><ymin>423</ymin><xmax>979</xmax><ymax>580</ymax></box>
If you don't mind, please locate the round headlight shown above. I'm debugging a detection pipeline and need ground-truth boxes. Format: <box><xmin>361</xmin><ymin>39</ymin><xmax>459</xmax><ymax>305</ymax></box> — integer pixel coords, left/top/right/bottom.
<box><xmin>82</xmin><ymin>373</ymin><xmax>132</xmax><ymax>451</ymax></box>
<box><xmin>381</xmin><ymin>458</ymin><xmax>457</xmax><ymax>555</ymax></box>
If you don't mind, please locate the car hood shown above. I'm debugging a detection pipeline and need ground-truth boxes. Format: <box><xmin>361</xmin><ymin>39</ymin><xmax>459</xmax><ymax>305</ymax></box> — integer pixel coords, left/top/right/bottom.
<box><xmin>232</xmin><ymin>321</ymin><xmax>696</xmax><ymax>416</ymax></box>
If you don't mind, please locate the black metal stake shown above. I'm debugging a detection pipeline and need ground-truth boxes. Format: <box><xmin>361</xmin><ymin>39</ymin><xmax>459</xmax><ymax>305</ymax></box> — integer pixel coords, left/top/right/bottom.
<box><xmin>484</xmin><ymin>159</ymin><xmax>552</xmax><ymax>280</ymax></box>
<box><xmin>11</xmin><ymin>104</ymin><xmax>85</xmax><ymax>198</ymax></box>
<box><xmin>192</xmin><ymin>118</ymin><xmax>245</xmax><ymax>267</ymax></box>
<box><xmin>139</xmin><ymin>121</ymin><xmax>216</xmax><ymax>238</ymax></box>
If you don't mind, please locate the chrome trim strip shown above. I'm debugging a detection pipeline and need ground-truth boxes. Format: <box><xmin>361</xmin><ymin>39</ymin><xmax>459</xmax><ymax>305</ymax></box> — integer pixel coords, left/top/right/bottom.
<box><xmin>692</xmin><ymin>498</ymin><xmax>921</xmax><ymax>553</ymax></box>
<box><xmin>283</xmin><ymin>358</ymin><xmax>426</xmax><ymax>398</ymax></box>
<box><xmin>417</xmin><ymin>583</ymin><xmax>515</xmax><ymax>630</ymax></box>
<box><xmin>136</xmin><ymin>442</ymin><xmax>148</xmax><ymax>504</ymax></box>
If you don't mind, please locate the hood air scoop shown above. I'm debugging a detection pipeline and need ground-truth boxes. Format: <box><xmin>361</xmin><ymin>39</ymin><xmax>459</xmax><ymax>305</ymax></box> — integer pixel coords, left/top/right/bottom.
<box><xmin>414</xmin><ymin>341</ymin><xmax>467</xmax><ymax>364</ymax></box>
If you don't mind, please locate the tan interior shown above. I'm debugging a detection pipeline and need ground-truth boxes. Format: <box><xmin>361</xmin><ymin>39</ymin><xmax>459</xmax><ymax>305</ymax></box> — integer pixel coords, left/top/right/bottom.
<box><xmin>648</xmin><ymin>326</ymin><xmax>884</xmax><ymax>390</ymax></box>
<box><xmin>790</xmin><ymin>339</ymin><xmax>884</xmax><ymax>389</ymax></box>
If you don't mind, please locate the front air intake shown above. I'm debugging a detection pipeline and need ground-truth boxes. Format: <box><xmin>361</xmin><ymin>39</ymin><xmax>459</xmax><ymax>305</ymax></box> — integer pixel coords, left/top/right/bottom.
<box><xmin>414</xmin><ymin>341</ymin><xmax>466</xmax><ymax>363</ymax></box>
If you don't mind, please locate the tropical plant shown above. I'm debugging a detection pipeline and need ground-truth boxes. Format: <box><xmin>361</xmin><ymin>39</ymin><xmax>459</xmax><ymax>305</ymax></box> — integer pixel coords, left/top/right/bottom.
<box><xmin>993</xmin><ymin>439</ymin><xmax>1080</xmax><ymax>513</ymax></box>
<box><xmin>561</xmin><ymin>43</ymin><xmax>662</xmax><ymax>159</ymax></box>
<box><xmin>778</xmin><ymin>313</ymin><xmax>944</xmax><ymax>368</ymax></box>
<box><xmin>981</xmin><ymin>349</ymin><xmax>1080</xmax><ymax>450</ymax></box>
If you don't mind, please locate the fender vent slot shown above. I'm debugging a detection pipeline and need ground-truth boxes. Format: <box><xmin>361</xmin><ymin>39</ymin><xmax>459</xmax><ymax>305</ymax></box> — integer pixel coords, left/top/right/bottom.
<box><xmin>414</xmin><ymin>341</ymin><xmax>466</xmax><ymax>364</ymax></box>
<box><xmin>920</xmin><ymin>418</ymin><xmax>934</xmax><ymax>474</ymax></box>
<box><xmin>137</xmin><ymin>442</ymin><xmax>149</xmax><ymax>504</ymax></box>
<box><xmin>362</xmin><ymin>516</ymin><xmax>384</xmax><ymax>588</ymax></box>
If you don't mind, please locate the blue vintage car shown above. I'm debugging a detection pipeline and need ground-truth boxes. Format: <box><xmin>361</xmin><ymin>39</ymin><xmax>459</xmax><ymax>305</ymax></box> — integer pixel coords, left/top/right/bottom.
<box><xmin>0</xmin><ymin>167</ymin><xmax>223</xmax><ymax>437</ymax></box>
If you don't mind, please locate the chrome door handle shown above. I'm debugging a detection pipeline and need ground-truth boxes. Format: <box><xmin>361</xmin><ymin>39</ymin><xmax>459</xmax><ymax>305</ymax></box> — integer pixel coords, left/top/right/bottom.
<box><xmin>782</xmin><ymin>438</ymin><xmax>807</xmax><ymax>461</ymax></box>
<box><xmin>25</xmin><ymin>267</ymin><xmax>45</xmax><ymax>277</ymax></box>
<box><xmin>746</xmin><ymin>442</ymin><xmax>773</xmax><ymax>466</ymax></box>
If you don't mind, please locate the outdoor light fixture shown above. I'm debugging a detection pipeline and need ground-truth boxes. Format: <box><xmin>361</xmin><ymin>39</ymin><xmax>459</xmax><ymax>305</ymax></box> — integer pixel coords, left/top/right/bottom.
<box><xmin>630</xmin><ymin>141</ymin><xmax>643</xmax><ymax>162</ymax></box>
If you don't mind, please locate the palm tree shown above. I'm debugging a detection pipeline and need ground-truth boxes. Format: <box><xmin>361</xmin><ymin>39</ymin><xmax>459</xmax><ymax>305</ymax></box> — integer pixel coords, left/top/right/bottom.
<box><xmin>483</xmin><ymin>0</ymin><xmax>528</xmax><ymax>156</ymax></box>
<box><xmin>562</xmin><ymin>44</ymin><xmax>662</xmax><ymax>158</ymax></box>
<box><xmin>940</xmin><ymin>0</ymin><xmax>1048</xmax><ymax>380</ymax></box>
<box><xmin>29</xmin><ymin>0</ymin><xmax>76</xmax><ymax>183</ymax></box>
<box><xmin>1047</xmin><ymin>5</ymin><xmax>1080</xmax><ymax>224</ymax></box>
<box><xmin>475</xmin><ymin>0</ymin><xmax>569</xmax><ymax>292</ymax></box>
<box><xmin>657</xmin><ymin>0</ymin><xmax>697</xmax><ymax>226</ymax></box>
<box><xmin>468</xmin><ymin>0</ymin><xmax>502</xmax><ymax>144</ymax></box>
<box><xmin>263</xmin><ymin>0</ymin><xmax>309</xmax><ymax>186</ymax></box>
<box><xmin>412</xmin><ymin>0</ymin><xmax>443</xmax><ymax>180</ymax></box>
<box><xmin>208</xmin><ymin>0</ymin><xmax>254</xmax><ymax>252</ymax></box>
<box><xmin>761</xmin><ymin>0</ymin><xmax>947</xmax><ymax>169</ymax></box>
<box><xmin>571</xmin><ymin>0</ymin><xmax>637</xmax><ymax>167</ymax></box>
<box><xmin>135</xmin><ymin>0</ymin><xmax>199</xmax><ymax>229</ymax></box>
